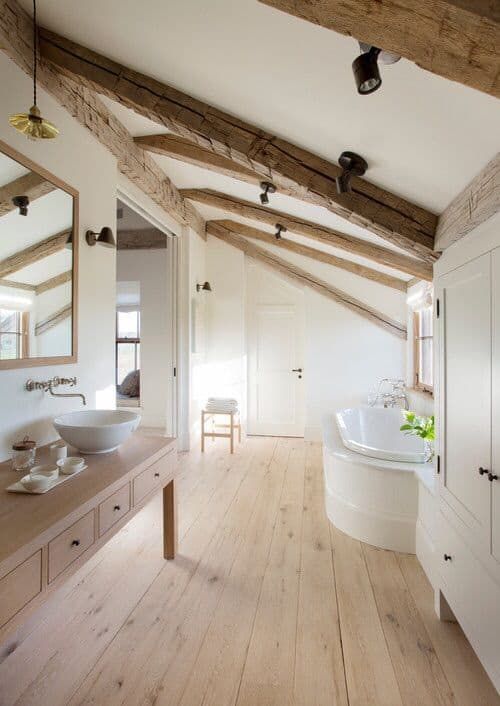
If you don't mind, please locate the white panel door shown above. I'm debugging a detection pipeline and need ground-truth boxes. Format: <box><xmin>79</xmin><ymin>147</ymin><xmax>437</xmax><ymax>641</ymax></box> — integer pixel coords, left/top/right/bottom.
<box><xmin>438</xmin><ymin>253</ymin><xmax>491</xmax><ymax>544</ymax></box>
<box><xmin>491</xmin><ymin>247</ymin><xmax>500</xmax><ymax>564</ymax></box>
<box><xmin>248</xmin><ymin>303</ymin><xmax>305</xmax><ymax>437</ymax></box>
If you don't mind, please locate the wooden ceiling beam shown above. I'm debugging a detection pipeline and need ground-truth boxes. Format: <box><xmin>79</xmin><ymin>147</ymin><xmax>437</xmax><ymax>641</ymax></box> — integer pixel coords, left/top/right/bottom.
<box><xmin>258</xmin><ymin>0</ymin><xmax>500</xmax><ymax>98</ymax></box>
<box><xmin>0</xmin><ymin>278</ymin><xmax>35</xmax><ymax>292</ymax></box>
<box><xmin>134</xmin><ymin>134</ymin><xmax>260</xmax><ymax>185</ymax></box>
<box><xmin>210</xmin><ymin>219</ymin><xmax>407</xmax><ymax>292</ymax></box>
<box><xmin>35</xmin><ymin>303</ymin><xmax>72</xmax><ymax>336</ymax></box>
<box><xmin>0</xmin><ymin>230</ymin><xmax>70</xmax><ymax>279</ymax></box>
<box><xmin>117</xmin><ymin>228</ymin><xmax>167</xmax><ymax>250</ymax></box>
<box><xmin>37</xmin><ymin>27</ymin><xmax>437</xmax><ymax>260</ymax></box>
<box><xmin>209</xmin><ymin>222</ymin><xmax>407</xmax><ymax>339</ymax></box>
<box><xmin>0</xmin><ymin>172</ymin><xmax>55</xmax><ymax>217</ymax></box>
<box><xmin>35</xmin><ymin>269</ymin><xmax>72</xmax><ymax>295</ymax></box>
<box><xmin>435</xmin><ymin>153</ymin><xmax>500</xmax><ymax>251</ymax></box>
<box><xmin>183</xmin><ymin>189</ymin><xmax>433</xmax><ymax>280</ymax></box>
<box><xmin>0</xmin><ymin>0</ymin><xmax>205</xmax><ymax>241</ymax></box>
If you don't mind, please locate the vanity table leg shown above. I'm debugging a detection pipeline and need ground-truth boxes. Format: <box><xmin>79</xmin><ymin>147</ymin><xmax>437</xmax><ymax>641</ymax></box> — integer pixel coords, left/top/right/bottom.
<box><xmin>163</xmin><ymin>479</ymin><xmax>178</xmax><ymax>559</ymax></box>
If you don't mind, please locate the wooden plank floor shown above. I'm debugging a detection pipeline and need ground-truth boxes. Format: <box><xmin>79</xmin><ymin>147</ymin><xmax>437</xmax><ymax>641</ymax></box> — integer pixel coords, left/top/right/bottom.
<box><xmin>0</xmin><ymin>437</ymin><xmax>498</xmax><ymax>706</ymax></box>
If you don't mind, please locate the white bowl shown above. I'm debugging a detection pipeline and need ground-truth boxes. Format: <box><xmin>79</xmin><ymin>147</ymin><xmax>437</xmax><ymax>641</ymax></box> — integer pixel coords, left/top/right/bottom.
<box><xmin>53</xmin><ymin>410</ymin><xmax>141</xmax><ymax>454</ymax></box>
<box><xmin>57</xmin><ymin>456</ymin><xmax>85</xmax><ymax>475</ymax></box>
<box><xmin>21</xmin><ymin>474</ymin><xmax>53</xmax><ymax>492</ymax></box>
<box><xmin>30</xmin><ymin>464</ymin><xmax>59</xmax><ymax>480</ymax></box>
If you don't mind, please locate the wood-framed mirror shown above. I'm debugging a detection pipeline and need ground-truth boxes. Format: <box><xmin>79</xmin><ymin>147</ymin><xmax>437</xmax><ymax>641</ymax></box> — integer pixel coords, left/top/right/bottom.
<box><xmin>0</xmin><ymin>139</ymin><xmax>78</xmax><ymax>369</ymax></box>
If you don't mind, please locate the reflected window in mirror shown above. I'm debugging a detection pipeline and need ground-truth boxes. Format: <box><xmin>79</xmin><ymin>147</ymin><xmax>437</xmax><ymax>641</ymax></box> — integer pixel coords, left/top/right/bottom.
<box><xmin>0</xmin><ymin>140</ymin><xmax>78</xmax><ymax>369</ymax></box>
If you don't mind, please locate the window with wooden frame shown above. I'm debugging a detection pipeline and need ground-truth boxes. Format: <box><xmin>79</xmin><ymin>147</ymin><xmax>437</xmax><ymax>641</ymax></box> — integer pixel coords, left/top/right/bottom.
<box><xmin>116</xmin><ymin>309</ymin><xmax>140</xmax><ymax>385</ymax></box>
<box><xmin>413</xmin><ymin>305</ymin><xmax>433</xmax><ymax>394</ymax></box>
<box><xmin>0</xmin><ymin>309</ymin><xmax>29</xmax><ymax>360</ymax></box>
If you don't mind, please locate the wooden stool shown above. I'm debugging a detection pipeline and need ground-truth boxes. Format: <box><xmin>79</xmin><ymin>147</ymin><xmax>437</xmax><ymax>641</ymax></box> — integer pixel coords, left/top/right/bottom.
<box><xmin>201</xmin><ymin>410</ymin><xmax>241</xmax><ymax>454</ymax></box>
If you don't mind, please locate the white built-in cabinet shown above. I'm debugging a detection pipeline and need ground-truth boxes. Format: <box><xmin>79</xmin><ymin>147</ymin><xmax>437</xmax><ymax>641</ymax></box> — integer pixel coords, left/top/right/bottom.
<box><xmin>436</xmin><ymin>246</ymin><xmax>500</xmax><ymax>691</ymax></box>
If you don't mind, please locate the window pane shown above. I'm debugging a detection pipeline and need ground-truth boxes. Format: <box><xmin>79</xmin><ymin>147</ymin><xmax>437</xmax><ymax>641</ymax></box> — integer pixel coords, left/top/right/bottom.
<box><xmin>117</xmin><ymin>310</ymin><xmax>139</xmax><ymax>338</ymax></box>
<box><xmin>419</xmin><ymin>338</ymin><xmax>433</xmax><ymax>387</ymax></box>
<box><xmin>117</xmin><ymin>342</ymin><xmax>137</xmax><ymax>384</ymax></box>
<box><xmin>0</xmin><ymin>309</ymin><xmax>19</xmax><ymax>334</ymax></box>
<box><xmin>419</xmin><ymin>306</ymin><xmax>433</xmax><ymax>337</ymax></box>
<box><xmin>0</xmin><ymin>333</ymin><xmax>19</xmax><ymax>360</ymax></box>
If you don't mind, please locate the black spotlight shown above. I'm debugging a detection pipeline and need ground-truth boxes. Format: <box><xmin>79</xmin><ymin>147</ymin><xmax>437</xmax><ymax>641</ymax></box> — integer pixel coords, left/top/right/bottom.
<box><xmin>12</xmin><ymin>195</ymin><xmax>29</xmax><ymax>216</ymax></box>
<box><xmin>352</xmin><ymin>46</ymin><xmax>381</xmax><ymax>95</ymax></box>
<box><xmin>260</xmin><ymin>181</ymin><xmax>276</xmax><ymax>205</ymax></box>
<box><xmin>335</xmin><ymin>152</ymin><xmax>368</xmax><ymax>194</ymax></box>
<box><xmin>275</xmin><ymin>223</ymin><xmax>287</xmax><ymax>240</ymax></box>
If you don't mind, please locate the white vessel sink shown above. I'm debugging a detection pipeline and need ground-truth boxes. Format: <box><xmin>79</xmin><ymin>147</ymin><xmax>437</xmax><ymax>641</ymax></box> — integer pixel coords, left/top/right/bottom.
<box><xmin>53</xmin><ymin>410</ymin><xmax>141</xmax><ymax>454</ymax></box>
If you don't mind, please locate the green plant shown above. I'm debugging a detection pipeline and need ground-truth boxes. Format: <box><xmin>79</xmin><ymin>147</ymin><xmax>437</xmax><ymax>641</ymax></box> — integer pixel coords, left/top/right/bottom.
<box><xmin>400</xmin><ymin>411</ymin><xmax>435</xmax><ymax>441</ymax></box>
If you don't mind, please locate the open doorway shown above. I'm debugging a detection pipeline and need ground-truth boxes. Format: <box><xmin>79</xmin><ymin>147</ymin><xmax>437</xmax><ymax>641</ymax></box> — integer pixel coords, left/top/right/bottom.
<box><xmin>115</xmin><ymin>198</ymin><xmax>177</xmax><ymax>434</ymax></box>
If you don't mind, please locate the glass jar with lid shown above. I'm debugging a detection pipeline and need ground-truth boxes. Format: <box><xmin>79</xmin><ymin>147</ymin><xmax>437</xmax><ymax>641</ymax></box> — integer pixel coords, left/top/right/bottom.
<box><xmin>12</xmin><ymin>436</ymin><xmax>36</xmax><ymax>471</ymax></box>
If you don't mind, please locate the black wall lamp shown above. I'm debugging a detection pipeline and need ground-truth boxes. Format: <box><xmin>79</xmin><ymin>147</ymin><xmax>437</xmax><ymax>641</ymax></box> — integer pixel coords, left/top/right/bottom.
<box><xmin>260</xmin><ymin>181</ymin><xmax>276</xmax><ymax>205</ymax></box>
<box><xmin>85</xmin><ymin>227</ymin><xmax>116</xmax><ymax>248</ymax></box>
<box><xmin>352</xmin><ymin>42</ymin><xmax>401</xmax><ymax>95</ymax></box>
<box><xmin>12</xmin><ymin>195</ymin><xmax>29</xmax><ymax>216</ymax></box>
<box><xmin>196</xmin><ymin>281</ymin><xmax>212</xmax><ymax>292</ymax></box>
<box><xmin>275</xmin><ymin>223</ymin><xmax>287</xmax><ymax>240</ymax></box>
<box><xmin>335</xmin><ymin>151</ymin><xmax>368</xmax><ymax>194</ymax></box>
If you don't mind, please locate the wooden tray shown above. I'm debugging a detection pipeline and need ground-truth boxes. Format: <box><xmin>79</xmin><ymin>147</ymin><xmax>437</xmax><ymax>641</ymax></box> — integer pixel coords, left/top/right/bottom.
<box><xmin>6</xmin><ymin>465</ymin><xmax>88</xmax><ymax>495</ymax></box>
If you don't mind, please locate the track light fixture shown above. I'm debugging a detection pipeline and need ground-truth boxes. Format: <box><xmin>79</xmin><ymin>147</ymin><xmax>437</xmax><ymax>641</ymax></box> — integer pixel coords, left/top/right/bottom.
<box><xmin>86</xmin><ymin>227</ymin><xmax>116</xmax><ymax>248</ymax></box>
<box><xmin>275</xmin><ymin>224</ymin><xmax>287</xmax><ymax>240</ymax></box>
<box><xmin>352</xmin><ymin>42</ymin><xmax>401</xmax><ymax>95</ymax></box>
<box><xmin>12</xmin><ymin>195</ymin><xmax>29</xmax><ymax>216</ymax></box>
<box><xmin>335</xmin><ymin>151</ymin><xmax>368</xmax><ymax>194</ymax></box>
<box><xmin>259</xmin><ymin>181</ymin><xmax>276</xmax><ymax>205</ymax></box>
<box><xmin>196</xmin><ymin>281</ymin><xmax>212</xmax><ymax>292</ymax></box>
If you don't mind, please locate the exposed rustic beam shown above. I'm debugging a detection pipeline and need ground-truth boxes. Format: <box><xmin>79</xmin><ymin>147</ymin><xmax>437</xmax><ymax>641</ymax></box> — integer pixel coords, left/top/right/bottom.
<box><xmin>0</xmin><ymin>278</ymin><xmax>35</xmax><ymax>291</ymax></box>
<box><xmin>435</xmin><ymin>153</ymin><xmax>500</xmax><ymax>251</ymax></box>
<box><xmin>258</xmin><ymin>0</ymin><xmax>500</xmax><ymax>98</ymax></box>
<box><xmin>35</xmin><ymin>269</ymin><xmax>72</xmax><ymax>295</ymax></box>
<box><xmin>183</xmin><ymin>189</ymin><xmax>433</xmax><ymax>280</ymax></box>
<box><xmin>0</xmin><ymin>230</ymin><xmax>70</xmax><ymax>279</ymax></box>
<box><xmin>0</xmin><ymin>0</ymin><xmax>205</xmax><ymax>240</ymax></box>
<box><xmin>210</xmin><ymin>222</ymin><xmax>406</xmax><ymax>339</ymax></box>
<box><xmin>406</xmin><ymin>277</ymin><xmax>422</xmax><ymax>290</ymax></box>
<box><xmin>210</xmin><ymin>219</ymin><xmax>407</xmax><ymax>292</ymax></box>
<box><xmin>37</xmin><ymin>28</ymin><xmax>437</xmax><ymax>259</ymax></box>
<box><xmin>0</xmin><ymin>172</ymin><xmax>55</xmax><ymax>217</ymax></box>
<box><xmin>35</xmin><ymin>303</ymin><xmax>72</xmax><ymax>336</ymax></box>
<box><xmin>134</xmin><ymin>134</ymin><xmax>260</xmax><ymax>185</ymax></box>
<box><xmin>117</xmin><ymin>228</ymin><xmax>167</xmax><ymax>250</ymax></box>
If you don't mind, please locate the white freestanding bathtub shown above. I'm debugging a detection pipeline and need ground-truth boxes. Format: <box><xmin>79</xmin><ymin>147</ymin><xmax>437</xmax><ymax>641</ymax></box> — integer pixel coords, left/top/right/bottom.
<box><xmin>323</xmin><ymin>407</ymin><xmax>434</xmax><ymax>553</ymax></box>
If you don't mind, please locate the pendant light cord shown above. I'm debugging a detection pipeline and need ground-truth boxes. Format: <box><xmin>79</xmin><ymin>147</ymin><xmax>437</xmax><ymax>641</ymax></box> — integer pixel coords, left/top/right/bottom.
<box><xmin>33</xmin><ymin>0</ymin><xmax>37</xmax><ymax>107</ymax></box>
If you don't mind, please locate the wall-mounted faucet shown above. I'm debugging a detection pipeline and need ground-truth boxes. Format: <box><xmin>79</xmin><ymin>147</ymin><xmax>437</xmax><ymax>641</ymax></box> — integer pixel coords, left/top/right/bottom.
<box><xmin>368</xmin><ymin>378</ymin><xmax>409</xmax><ymax>410</ymax></box>
<box><xmin>25</xmin><ymin>376</ymin><xmax>87</xmax><ymax>406</ymax></box>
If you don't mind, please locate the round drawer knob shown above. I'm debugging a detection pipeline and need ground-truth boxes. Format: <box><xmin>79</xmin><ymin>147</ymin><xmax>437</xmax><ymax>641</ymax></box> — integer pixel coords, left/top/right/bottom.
<box><xmin>443</xmin><ymin>554</ymin><xmax>452</xmax><ymax>562</ymax></box>
<box><xmin>71</xmin><ymin>539</ymin><xmax>80</xmax><ymax>547</ymax></box>
<box><xmin>488</xmin><ymin>473</ymin><xmax>498</xmax><ymax>482</ymax></box>
<box><xmin>114</xmin><ymin>505</ymin><xmax>121</xmax><ymax>511</ymax></box>
<box><xmin>479</xmin><ymin>467</ymin><xmax>489</xmax><ymax>476</ymax></box>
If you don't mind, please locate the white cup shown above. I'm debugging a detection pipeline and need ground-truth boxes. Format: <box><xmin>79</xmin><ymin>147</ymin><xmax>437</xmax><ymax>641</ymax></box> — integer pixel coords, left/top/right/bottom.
<box><xmin>50</xmin><ymin>441</ymin><xmax>67</xmax><ymax>462</ymax></box>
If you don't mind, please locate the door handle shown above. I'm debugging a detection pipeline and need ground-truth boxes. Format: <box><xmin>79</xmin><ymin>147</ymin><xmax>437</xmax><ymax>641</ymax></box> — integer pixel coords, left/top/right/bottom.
<box><xmin>488</xmin><ymin>473</ymin><xmax>498</xmax><ymax>482</ymax></box>
<box><xmin>291</xmin><ymin>368</ymin><xmax>303</xmax><ymax>373</ymax></box>
<box><xmin>479</xmin><ymin>467</ymin><xmax>489</xmax><ymax>476</ymax></box>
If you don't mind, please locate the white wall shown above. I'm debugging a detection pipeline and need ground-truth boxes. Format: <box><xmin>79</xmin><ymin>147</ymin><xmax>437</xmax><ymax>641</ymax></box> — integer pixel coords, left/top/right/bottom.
<box><xmin>206</xmin><ymin>234</ymin><xmax>407</xmax><ymax>440</ymax></box>
<box><xmin>0</xmin><ymin>54</ymin><xmax>117</xmax><ymax>461</ymax></box>
<box><xmin>117</xmin><ymin>248</ymin><xmax>171</xmax><ymax>428</ymax></box>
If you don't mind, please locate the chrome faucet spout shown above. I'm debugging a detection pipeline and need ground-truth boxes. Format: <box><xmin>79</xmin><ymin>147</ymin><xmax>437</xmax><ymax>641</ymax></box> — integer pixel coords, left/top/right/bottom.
<box><xmin>48</xmin><ymin>382</ymin><xmax>86</xmax><ymax>406</ymax></box>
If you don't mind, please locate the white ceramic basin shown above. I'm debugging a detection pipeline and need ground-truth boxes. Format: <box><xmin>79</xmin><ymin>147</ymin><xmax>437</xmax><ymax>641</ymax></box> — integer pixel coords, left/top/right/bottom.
<box><xmin>53</xmin><ymin>410</ymin><xmax>141</xmax><ymax>454</ymax></box>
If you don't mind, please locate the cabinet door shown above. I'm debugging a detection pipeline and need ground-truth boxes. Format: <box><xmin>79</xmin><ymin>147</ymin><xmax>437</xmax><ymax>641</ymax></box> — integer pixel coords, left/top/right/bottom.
<box><xmin>491</xmin><ymin>248</ymin><xmax>500</xmax><ymax>564</ymax></box>
<box><xmin>438</xmin><ymin>253</ymin><xmax>491</xmax><ymax>544</ymax></box>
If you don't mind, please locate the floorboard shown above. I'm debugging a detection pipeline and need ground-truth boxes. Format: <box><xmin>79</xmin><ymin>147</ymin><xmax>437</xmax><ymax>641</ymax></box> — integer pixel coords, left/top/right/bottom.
<box><xmin>0</xmin><ymin>437</ymin><xmax>497</xmax><ymax>706</ymax></box>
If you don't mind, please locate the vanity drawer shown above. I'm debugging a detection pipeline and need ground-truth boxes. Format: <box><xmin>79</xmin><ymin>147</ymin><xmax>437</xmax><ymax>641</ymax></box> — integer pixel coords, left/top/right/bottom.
<box><xmin>48</xmin><ymin>511</ymin><xmax>95</xmax><ymax>583</ymax></box>
<box><xmin>99</xmin><ymin>483</ymin><xmax>130</xmax><ymax>537</ymax></box>
<box><xmin>0</xmin><ymin>551</ymin><xmax>42</xmax><ymax>628</ymax></box>
<box><xmin>133</xmin><ymin>451</ymin><xmax>175</xmax><ymax>506</ymax></box>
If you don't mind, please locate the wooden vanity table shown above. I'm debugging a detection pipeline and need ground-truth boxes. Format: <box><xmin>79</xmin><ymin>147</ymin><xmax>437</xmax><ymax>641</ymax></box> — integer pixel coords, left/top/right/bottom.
<box><xmin>0</xmin><ymin>433</ymin><xmax>177</xmax><ymax>643</ymax></box>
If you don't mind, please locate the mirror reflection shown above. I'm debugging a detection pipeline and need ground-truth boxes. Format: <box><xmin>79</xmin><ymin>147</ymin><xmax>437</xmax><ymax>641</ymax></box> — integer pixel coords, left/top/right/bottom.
<box><xmin>0</xmin><ymin>147</ymin><xmax>75</xmax><ymax>365</ymax></box>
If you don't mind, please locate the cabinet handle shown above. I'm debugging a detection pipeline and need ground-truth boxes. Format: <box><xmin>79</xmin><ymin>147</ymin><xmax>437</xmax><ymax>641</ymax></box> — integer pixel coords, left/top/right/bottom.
<box><xmin>113</xmin><ymin>505</ymin><xmax>121</xmax><ymax>511</ymax></box>
<box><xmin>154</xmin><ymin>472</ymin><xmax>160</xmax><ymax>478</ymax></box>
<box><xmin>71</xmin><ymin>539</ymin><xmax>80</xmax><ymax>547</ymax></box>
<box><xmin>479</xmin><ymin>467</ymin><xmax>489</xmax><ymax>476</ymax></box>
<box><xmin>443</xmin><ymin>554</ymin><xmax>452</xmax><ymax>562</ymax></box>
<box><xmin>488</xmin><ymin>473</ymin><xmax>498</xmax><ymax>482</ymax></box>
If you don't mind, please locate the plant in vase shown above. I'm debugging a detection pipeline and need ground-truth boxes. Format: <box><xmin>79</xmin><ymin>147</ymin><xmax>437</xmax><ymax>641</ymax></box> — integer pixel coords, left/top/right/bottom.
<box><xmin>400</xmin><ymin>411</ymin><xmax>435</xmax><ymax>462</ymax></box>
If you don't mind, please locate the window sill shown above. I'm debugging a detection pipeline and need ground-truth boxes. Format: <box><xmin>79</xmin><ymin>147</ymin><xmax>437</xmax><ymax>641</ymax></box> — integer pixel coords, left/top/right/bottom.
<box><xmin>411</xmin><ymin>386</ymin><xmax>434</xmax><ymax>399</ymax></box>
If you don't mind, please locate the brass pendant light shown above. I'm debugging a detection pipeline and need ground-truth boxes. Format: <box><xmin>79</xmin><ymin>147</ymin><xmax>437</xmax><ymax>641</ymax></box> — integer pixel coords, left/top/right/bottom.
<box><xmin>9</xmin><ymin>0</ymin><xmax>59</xmax><ymax>139</ymax></box>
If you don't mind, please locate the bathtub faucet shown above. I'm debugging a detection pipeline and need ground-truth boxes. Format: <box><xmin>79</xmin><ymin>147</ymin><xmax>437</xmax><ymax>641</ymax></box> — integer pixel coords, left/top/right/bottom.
<box><xmin>368</xmin><ymin>379</ymin><xmax>409</xmax><ymax>410</ymax></box>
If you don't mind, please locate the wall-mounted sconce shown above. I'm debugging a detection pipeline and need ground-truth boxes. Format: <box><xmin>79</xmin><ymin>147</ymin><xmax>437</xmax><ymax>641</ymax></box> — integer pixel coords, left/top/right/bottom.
<box><xmin>275</xmin><ymin>223</ymin><xmax>287</xmax><ymax>240</ymax></box>
<box><xmin>196</xmin><ymin>281</ymin><xmax>212</xmax><ymax>293</ymax></box>
<box><xmin>12</xmin><ymin>195</ymin><xmax>29</xmax><ymax>216</ymax></box>
<box><xmin>85</xmin><ymin>227</ymin><xmax>116</xmax><ymax>248</ymax></box>
<box><xmin>335</xmin><ymin>151</ymin><xmax>368</xmax><ymax>194</ymax></box>
<box><xmin>259</xmin><ymin>181</ymin><xmax>276</xmax><ymax>205</ymax></box>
